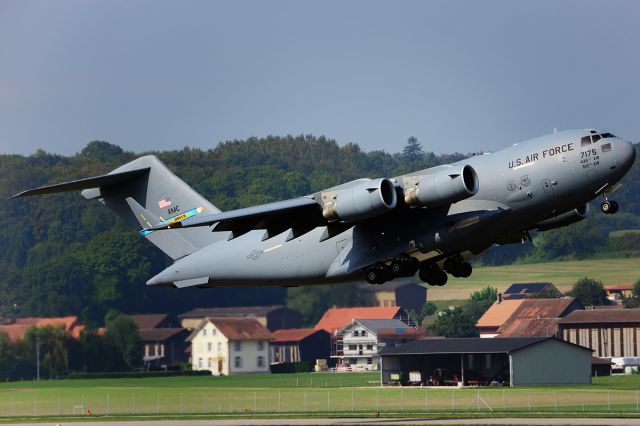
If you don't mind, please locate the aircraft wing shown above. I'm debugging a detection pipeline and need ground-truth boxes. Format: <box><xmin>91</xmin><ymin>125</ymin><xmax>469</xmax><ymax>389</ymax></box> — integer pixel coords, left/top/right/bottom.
<box><xmin>144</xmin><ymin>196</ymin><xmax>325</xmax><ymax>239</ymax></box>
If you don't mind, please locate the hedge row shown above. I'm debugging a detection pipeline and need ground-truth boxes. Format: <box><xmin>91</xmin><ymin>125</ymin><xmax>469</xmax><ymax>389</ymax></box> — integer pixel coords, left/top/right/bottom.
<box><xmin>66</xmin><ymin>370</ymin><xmax>211</xmax><ymax>379</ymax></box>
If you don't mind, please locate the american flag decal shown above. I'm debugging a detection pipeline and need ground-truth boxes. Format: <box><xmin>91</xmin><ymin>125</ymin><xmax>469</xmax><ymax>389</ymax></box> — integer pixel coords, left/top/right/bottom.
<box><xmin>158</xmin><ymin>197</ymin><xmax>172</xmax><ymax>209</ymax></box>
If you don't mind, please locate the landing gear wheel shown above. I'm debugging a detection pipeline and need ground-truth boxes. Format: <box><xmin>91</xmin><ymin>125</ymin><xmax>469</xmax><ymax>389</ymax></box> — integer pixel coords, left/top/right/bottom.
<box><xmin>443</xmin><ymin>258</ymin><xmax>459</xmax><ymax>277</ymax></box>
<box><xmin>601</xmin><ymin>200</ymin><xmax>612</xmax><ymax>214</ymax></box>
<box><xmin>365</xmin><ymin>268</ymin><xmax>387</xmax><ymax>285</ymax></box>
<box><xmin>390</xmin><ymin>257</ymin><xmax>420</xmax><ymax>277</ymax></box>
<box><xmin>418</xmin><ymin>264</ymin><xmax>448</xmax><ymax>286</ymax></box>
<box><xmin>458</xmin><ymin>262</ymin><xmax>472</xmax><ymax>278</ymax></box>
<box><xmin>610</xmin><ymin>200</ymin><xmax>619</xmax><ymax>214</ymax></box>
<box><xmin>433</xmin><ymin>269</ymin><xmax>448</xmax><ymax>286</ymax></box>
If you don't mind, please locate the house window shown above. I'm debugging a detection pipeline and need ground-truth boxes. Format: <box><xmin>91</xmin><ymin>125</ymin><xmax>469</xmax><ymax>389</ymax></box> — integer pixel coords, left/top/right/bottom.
<box><xmin>235</xmin><ymin>341</ymin><xmax>242</xmax><ymax>351</ymax></box>
<box><xmin>208</xmin><ymin>358</ymin><xmax>212</xmax><ymax>368</ymax></box>
<box><xmin>257</xmin><ymin>356</ymin><xmax>264</xmax><ymax>368</ymax></box>
<box><xmin>198</xmin><ymin>357</ymin><xmax>203</xmax><ymax>368</ymax></box>
<box><xmin>217</xmin><ymin>342</ymin><xmax>222</xmax><ymax>352</ymax></box>
<box><xmin>258</xmin><ymin>341</ymin><xmax>264</xmax><ymax>351</ymax></box>
<box><xmin>207</xmin><ymin>342</ymin><xmax>212</xmax><ymax>352</ymax></box>
<box><xmin>234</xmin><ymin>356</ymin><xmax>242</xmax><ymax>368</ymax></box>
<box><xmin>352</xmin><ymin>330</ymin><xmax>358</xmax><ymax>337</ymax></box>
<box><xmin>212</xmin><ymin>328</ymin><xmax>217</xmax><ymax>335</ymax></box>
<box><xmin>348</xmin><ymin>345</ymin><xmax>357</xmax><ymax>351</ymax></box>
<box><xmin>366</xmin><ymin>344</ymin><xmax>373</xmax><ymax>351</ymax></box>
<box><xmin>361</xmin><ymin>330</ymin><xmax>367</xmax><ymax>337</ymax></box>
<box><xmin>203</xmin><ymin>328</ymin><xmax>207</xmax><ymax>336</ymax></box>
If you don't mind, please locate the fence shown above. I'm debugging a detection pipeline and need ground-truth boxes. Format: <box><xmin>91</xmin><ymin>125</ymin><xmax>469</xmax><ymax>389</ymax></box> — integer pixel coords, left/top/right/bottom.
<box><xmin>2</xmin><ymin>387</ymin><xmax>640</xmax><ymax>417</ymax></box>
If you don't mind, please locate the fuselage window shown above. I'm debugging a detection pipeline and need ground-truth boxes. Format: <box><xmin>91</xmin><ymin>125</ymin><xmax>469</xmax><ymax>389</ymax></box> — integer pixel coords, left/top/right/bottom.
<box><xmin>601</xmin><ymin>143</ymin><xmax>612</xmax><ymax>153</ymax></box>
<box><xmin>581</xmin><ymin>136</ymin><xmax>592</xmax><ymax>146</ymax></box>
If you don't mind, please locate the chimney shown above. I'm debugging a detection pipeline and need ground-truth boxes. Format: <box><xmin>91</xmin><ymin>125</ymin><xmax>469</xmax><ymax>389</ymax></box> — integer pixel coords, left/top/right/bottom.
<box><xmin>497</xmin><ymin>293</ymin><xmax>503</xmax><ymax>304</ymax></box>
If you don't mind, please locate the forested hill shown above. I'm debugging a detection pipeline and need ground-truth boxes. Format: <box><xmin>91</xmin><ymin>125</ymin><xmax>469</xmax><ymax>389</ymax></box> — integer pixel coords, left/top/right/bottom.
<box><xmin>1</xmin><ymin>136</ymin><xmax>638</xmax><ymax>324</ymax></box>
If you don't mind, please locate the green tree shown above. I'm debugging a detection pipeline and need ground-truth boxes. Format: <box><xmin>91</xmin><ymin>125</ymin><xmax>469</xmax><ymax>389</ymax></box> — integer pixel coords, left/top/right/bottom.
<box><xmin>633</xmin><ymin>279</ymin><xmax>640</xmax><ymax>298</ymax></box>
<box><xmin>287</xmin><ymin>284</ymin><xmax>374</xmax><ymax>326</ymax></box>
<box><xmin>402</xmin><ymin>136</ymin><xmax>423</xmax><ymax>162</ymax></box>
<box><xmin>104</xmin><ymin>314</ymin><xmax>142</xmax><ymax>370</ymax></box>
<box><xmin>429</xmin><ymin>308</ymin><xmax>478</xmax><ymax>338</ymax></box>
<box><xmin>567</xmin><ymin>277</ymin><xmax>609</xmax><ymax>307</ymax></box>
<box><xmin>469</xmin><ymin>286</ymin><xmax>498</xmax><ymax>302</ymax></box>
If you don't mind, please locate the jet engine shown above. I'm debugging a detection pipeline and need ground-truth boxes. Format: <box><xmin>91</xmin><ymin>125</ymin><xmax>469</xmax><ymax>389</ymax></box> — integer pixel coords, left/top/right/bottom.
<box><xmin>403</xmin><ymin>165</ymin><xmax>479</xmax><ymax>208</ymax></box>
<box><xmin>322</xmin><ymin>178</ymin><xmax>397</xmax><ymax>222</ymax></box>
<box><xmin>534</xmin><ymin>203</ymin><xmax>589</xmax><ymax>231</ymax></box>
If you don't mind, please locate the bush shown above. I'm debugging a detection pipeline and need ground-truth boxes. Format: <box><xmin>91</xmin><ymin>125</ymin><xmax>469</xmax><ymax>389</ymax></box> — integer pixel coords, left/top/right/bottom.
<box><xmin>270</xmin><ymin>361</ymin><xmax>314</xmax><ymax>374</ymax></box>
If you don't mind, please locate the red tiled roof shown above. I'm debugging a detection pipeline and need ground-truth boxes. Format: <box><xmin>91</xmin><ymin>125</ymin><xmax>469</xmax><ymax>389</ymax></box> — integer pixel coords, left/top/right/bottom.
<box><xmin>0</xmin><ymin>316</ymin><xmax>80</xmax><ymax>342</ymax></box>
<box><xmin>497</xmin><ymin>318</ymin><xmax>559</xmax><ymax>338</ymax></box>
<box><xmin>272</xmin><ymin>328</ymin><xmax>323</xmax><ymax>343</ymax></box>
<box><xmin>476</xmin><ymin>300</ymin><xmax>525</xmax><ymax>329</ymax></box>
<box><xmin>131</xmin><ymin>314</ymin><xmax>168</xmax><ymax>330</ymax></box>
<box><xmin>604</xmin><ymin>285</ymin><xmax>633</xmax><ymax>291</ymax></box>
<box><xmin>187</xmin><ymin>317</ymin><xmax>273</xmax><ymax>341</ymax></box>
<box><xmin>314</xmin><ymin>307</ymin><xmax>403</xmax><ymax>334</ymax></box>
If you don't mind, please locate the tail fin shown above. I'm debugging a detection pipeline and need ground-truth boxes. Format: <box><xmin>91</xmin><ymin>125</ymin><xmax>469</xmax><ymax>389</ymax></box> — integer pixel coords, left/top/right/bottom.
<box><xmin>14</xmin><ymin>155</ymin><xmax>223</xmax><ymax>260</ymax></box>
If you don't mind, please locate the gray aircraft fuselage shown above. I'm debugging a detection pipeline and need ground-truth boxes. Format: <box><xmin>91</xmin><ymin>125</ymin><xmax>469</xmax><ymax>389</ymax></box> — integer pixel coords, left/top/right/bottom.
<box><xmin>145</xmin><ymin>129</ymin><xmax>636</xmax><ymax>287</ymax></box>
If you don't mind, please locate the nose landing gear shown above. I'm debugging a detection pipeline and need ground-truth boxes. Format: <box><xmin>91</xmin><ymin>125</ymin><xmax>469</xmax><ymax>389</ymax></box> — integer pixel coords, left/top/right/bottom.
<box><xmin>601</xmin><ymin>199</ymin><xmax>619</xmax><ymax>214</ymax></box>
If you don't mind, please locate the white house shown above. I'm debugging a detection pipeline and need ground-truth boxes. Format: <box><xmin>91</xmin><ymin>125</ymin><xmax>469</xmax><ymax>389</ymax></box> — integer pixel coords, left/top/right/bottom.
<box><xmin>187</xmin><ymin>317</ymin><xmax>273</xmax><ymax>375</ymax></box>
<box><xmin>334</xmin><ymin>319</ymin><xmax>424</xmax><ymax>371</ymax></box>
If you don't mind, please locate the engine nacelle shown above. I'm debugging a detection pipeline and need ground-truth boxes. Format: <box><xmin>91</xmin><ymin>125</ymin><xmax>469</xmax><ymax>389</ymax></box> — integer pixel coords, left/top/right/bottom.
<box><xmin>322</xmin><ymin>178</ymin><xmax>397</xmax><ymax>223</ymax></box>
<box><xmin>534</xmin><ymin>204</ymin><xmax>589</xmax><ymax>231</ymax></box>
<box><xmin>403</xmin><ymin>164</ymin><xmax>479</xmax><ymax>208</ymax></box>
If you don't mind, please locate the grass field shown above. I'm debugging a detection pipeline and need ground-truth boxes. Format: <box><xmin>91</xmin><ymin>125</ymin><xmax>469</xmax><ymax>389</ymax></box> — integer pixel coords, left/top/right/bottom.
<box><xmin>2</xmin><ymin>373</ymin><xmax>640</xmax><ymax>418</ymax></box>
<box><xmin>428</xmin><ymin>257</ymin><xmax>640</xmax><ymax>300</ymax></box>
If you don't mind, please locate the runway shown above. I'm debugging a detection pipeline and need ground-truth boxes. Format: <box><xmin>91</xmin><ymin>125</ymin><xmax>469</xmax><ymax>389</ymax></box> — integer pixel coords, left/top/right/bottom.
<box><xmin>4</xmin><ymin>417</ymin><xmax>640</xmax><ymax>426</ymax></box>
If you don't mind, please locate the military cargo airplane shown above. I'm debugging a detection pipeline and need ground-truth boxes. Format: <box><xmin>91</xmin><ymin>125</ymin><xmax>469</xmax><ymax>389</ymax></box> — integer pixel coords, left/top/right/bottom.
<box><xmin>13</xmin><ymin>129</ymin><xmax>636</xmax><ymax>288</ymax></box>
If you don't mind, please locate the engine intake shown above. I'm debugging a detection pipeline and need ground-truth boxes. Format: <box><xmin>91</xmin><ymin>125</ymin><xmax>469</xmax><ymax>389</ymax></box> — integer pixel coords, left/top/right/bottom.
<box><xmin>404</xmin><ymin>165</ymin><xmax>479</xmax><ymax>208</ymax></box>
<box><xmin>534</xmin><ymin>204</ymin><xmax>589</xmax><ymax>231</ymax></box>
<box><xmin>322</xmin><ymin>178</ymin><xmax>397</xmax><ymax>223</ymax></box>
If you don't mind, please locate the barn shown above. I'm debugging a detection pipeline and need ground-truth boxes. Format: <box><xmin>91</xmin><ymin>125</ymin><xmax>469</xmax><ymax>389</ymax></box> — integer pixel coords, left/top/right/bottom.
<box><xmin>380</xmin><ymin>337</ymin><xmax>592</xmax><ymax>386</ymax></box>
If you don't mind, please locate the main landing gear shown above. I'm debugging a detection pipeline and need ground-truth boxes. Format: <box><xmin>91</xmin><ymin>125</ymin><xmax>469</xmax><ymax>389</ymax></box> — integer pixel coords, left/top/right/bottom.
<box><xmin>365</xmin><ymin>256</ymin><xmax>419</xmax><ymax>284</ymax></box>
<box><xmin>364</xmin><ymin>255</ymin><xmax>472</xmax><ymax>287</ymax></box>
<box><xmin>417</xmin><ymin>257</ymin><xmax>473</xmax><ymax>286</ymax></box>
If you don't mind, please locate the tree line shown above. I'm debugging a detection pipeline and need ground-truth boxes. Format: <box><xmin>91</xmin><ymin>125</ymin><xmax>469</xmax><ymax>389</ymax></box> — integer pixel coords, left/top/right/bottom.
<box><xmin>0</xmin><ymin>314</ymin><xmax>142</xmax><ymax>380</ymax></box>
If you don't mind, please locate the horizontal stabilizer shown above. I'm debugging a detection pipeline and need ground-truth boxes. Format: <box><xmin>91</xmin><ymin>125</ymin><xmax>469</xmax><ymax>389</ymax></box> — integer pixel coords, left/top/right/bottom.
<box><xmin>11</xmin><ymin>168</ymin><xmax>150</xmax><ymax>198</ymax></box>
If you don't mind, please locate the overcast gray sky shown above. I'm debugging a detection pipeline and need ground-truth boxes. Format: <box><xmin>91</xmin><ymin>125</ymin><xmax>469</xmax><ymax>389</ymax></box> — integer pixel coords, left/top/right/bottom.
<box><xmin>0</xmin><ymin>0</ymin><xmax>638</xmax><ymax>156</ymax></box>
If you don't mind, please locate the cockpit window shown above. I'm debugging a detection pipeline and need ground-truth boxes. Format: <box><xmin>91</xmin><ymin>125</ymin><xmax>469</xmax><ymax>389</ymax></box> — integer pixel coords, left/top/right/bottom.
<box><xmin>581</xmin><ymin>136</ymin><xmax>592</xmax><ymax>146</ymax></box>
<box><xmin>592</xmin><ymin>134</ymin><xmax>601</xmax><ymax>143</ymax></box>
<box><xmin>601</xmin><ymin>132</ymin><xmax>616</xmax><ymax>139</ymax></box>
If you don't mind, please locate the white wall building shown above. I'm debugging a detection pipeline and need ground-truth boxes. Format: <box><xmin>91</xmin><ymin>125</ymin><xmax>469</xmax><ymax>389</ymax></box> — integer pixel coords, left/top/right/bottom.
<box><xmin>334</xmin><ymin>319</ymin><xmax>424</xmax><ymax>371</ymax></box>
<box><xmin>187</xmin><ymin>317</ymin><xmax>273</xmax><ymax>375</ymax></box>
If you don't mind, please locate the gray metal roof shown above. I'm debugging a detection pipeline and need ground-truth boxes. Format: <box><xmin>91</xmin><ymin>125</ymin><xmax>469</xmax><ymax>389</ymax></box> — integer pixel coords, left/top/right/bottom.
<box><xmin>380</xmin><ymin>337</ymin><xmax>592</xmax><ymax>355</ymax></box>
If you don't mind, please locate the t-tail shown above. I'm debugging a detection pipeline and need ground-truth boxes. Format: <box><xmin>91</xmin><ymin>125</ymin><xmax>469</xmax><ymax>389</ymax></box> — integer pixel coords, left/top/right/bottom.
<box><xmin>12</xmin><ymin>155</ymin><xmax>223</xmax><ymax>260</ymax></box>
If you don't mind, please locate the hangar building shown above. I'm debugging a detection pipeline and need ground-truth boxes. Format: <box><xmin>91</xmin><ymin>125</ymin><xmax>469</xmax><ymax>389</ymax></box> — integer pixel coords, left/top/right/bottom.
<box><xmin>380</xmin><ymin>337</ymin><xmax>592</xmax><ymax>386</ymax></box>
